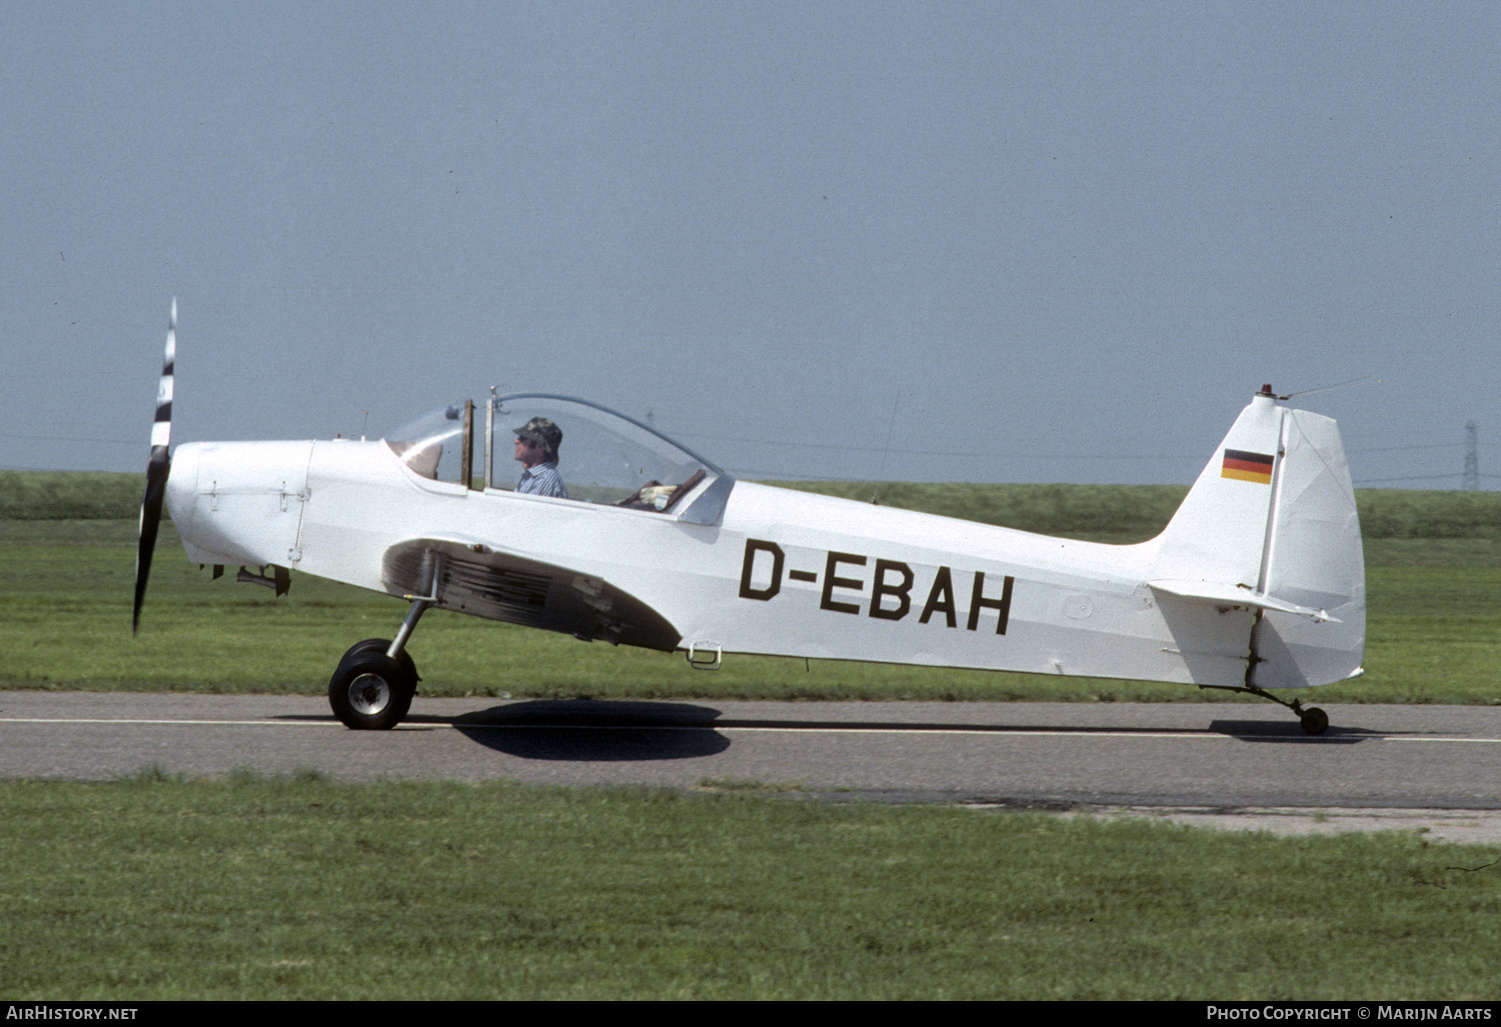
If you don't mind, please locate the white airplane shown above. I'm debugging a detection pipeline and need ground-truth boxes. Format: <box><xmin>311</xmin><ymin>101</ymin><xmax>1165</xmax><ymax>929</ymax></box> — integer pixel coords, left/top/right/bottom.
<box><xmin>134</xmin><ymin>303</ymin><xmax>1365</xmax><ymax>734</ymax></box>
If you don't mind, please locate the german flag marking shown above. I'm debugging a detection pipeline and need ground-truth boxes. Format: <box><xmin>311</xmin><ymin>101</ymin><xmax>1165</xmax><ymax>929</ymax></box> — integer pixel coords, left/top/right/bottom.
<box><xmin>1222</xmin><ymin>448</ymin><xmax>1274</xmax><ymax>484</ymax></box>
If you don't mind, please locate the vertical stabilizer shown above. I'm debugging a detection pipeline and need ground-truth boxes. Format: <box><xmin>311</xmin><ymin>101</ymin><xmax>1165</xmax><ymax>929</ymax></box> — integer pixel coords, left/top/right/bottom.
<box><xmin>1147</xmin><ymin>387</ymin><xmax>1365</xmax><ymax>689</ymax></box>
<box><xmin>1149</xmin><ymin>387</ymin><xmax>1284</xmax><ymax>591</ymax></box>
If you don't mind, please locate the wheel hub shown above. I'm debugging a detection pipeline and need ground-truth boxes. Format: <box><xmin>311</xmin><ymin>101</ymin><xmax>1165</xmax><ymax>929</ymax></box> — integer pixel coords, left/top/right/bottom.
<box><xmin>348</xmin><ymin>672</ymin><xmax>391</xmax><ymax>715</ymax></box>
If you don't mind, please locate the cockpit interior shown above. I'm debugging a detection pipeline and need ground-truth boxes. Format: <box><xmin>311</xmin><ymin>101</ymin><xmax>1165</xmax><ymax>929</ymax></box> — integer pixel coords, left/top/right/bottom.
<box><xmin>383</xmin><ymin>394</ymin><xmax>734</xmax><ymax>525</ymax></box>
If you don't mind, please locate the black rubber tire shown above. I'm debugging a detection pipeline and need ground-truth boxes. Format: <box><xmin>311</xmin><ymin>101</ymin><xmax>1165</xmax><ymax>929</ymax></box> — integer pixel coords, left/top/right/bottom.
<box><xmin>338</xmin><ymin>638</ymin><xmax>419</xmax><ymax>685</ymax></box>
<box><xmin>328</xmin><ymin>646</ymin><xmax>417</xmax><ymax>730</ymax></box>
<box><xmin>1299</xmin><ymin>707</ymin><xmax>1330</xmax><ymax>736</ymax></box>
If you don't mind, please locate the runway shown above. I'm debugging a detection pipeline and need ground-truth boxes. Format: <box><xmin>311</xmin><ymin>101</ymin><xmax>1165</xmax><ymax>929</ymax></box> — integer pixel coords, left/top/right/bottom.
<box><xmin>3</xmin><ymin>692</ymin><xmax>1499</xmax><ymax>842</ymax></box>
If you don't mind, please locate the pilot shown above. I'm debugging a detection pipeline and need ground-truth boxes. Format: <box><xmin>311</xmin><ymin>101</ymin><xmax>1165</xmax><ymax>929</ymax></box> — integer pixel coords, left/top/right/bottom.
<box><xmin>513</xmin><ymin>417</ymin><xmax>568</xmax><ymax>499</ymax></box>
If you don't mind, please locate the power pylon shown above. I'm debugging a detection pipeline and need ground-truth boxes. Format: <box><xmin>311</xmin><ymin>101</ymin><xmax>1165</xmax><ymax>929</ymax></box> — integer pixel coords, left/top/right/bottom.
<box><xmin>1464</xmin><ymin>421</ymin><xmax>1479</xmax><ymax>492</ymax></box>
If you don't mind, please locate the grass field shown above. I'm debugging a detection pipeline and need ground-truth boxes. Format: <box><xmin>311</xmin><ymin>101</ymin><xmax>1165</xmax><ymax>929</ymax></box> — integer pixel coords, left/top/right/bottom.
<box><xmin>2</xmin><ymin>773</ymin><xmax>1498</xmax><ymax>1001</ymax></box>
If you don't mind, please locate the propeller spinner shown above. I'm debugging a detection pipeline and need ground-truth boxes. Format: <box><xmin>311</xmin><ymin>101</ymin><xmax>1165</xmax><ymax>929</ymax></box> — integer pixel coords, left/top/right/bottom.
<box><xmin>132</xmin><ymin>299</ymin><xmax>175</xmax><ymax>634</ymax></box>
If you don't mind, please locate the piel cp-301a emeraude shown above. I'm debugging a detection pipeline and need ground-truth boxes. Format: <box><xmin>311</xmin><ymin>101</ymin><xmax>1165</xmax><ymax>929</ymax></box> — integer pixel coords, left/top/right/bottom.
<box><xmin>133</xmin><ymin>302</ymin><xmax>1364</xmax><ymax>734</ymax></box>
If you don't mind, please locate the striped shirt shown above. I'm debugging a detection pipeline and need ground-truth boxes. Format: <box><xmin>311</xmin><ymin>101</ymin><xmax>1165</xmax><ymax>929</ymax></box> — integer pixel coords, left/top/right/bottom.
<box><xmin>516</xmin><ymin>462</ymin><xmax>568</xmax><ymax>499</ymax></box>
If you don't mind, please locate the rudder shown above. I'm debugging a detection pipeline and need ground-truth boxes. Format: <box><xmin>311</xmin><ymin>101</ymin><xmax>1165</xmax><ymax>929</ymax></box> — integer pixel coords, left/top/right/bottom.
<box><xmin>1249</xmin><ymin>408</ymin><xmax>1366</xmax><ymax>688</ymax></box>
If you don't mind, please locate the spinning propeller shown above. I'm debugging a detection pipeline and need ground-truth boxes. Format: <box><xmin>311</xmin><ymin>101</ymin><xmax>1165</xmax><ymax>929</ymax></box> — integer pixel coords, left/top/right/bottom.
<box><xmin>132</xmin><ymin>299</ymin><xmax>175</xmax><ymax>634</ymax></box>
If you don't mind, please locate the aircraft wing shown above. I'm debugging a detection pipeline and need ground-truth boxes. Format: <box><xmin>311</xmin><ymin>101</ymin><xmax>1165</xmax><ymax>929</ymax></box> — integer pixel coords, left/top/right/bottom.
<box><xmin>1147</xmin><ymin>579</ymin><xmax>1337</xmax><ymax>623</ymax></box>
<box><xmin>382</xmin><ymin>537</ymin><xmax>682</xmax><ymax>651</ymax></box>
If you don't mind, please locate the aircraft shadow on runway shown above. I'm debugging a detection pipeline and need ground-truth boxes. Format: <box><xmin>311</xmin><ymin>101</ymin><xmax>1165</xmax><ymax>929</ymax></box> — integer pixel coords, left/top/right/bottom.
<box><xmin>394</xmin><ymin>699</ymin><xmax>1383</xmax><ymax>761</ymax></box>
<box><xmin>440</xmin><ymin>700</ymin><xmax>731</xmax><ymax>761</ymax></box>
<box><xmin>1207</xmin><ymin>719</ymin><xmax>1378</xmax><ymax>744</ymax></box>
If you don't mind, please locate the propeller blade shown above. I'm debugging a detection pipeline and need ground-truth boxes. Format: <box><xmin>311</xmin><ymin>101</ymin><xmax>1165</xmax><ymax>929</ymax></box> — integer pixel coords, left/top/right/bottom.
<box><xmin>133</xmin><ymin>299</ymin><xmax>176</xmax><ymax>635</ymax></box>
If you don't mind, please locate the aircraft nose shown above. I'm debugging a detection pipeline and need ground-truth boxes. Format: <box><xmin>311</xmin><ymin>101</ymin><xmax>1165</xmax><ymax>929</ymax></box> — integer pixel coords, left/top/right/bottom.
<box><xmin>161</xmin><ymin>439</ymin><xmax>314</xmax><ymax>569</ymax></box>
<box><xmin>164</xmin><ymin>442</ymin><xmax>201</xmax><ymax>532</ymax></box>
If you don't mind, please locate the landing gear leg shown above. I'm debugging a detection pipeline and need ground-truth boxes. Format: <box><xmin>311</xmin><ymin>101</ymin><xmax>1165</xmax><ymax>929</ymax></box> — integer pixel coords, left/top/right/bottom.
<box><xmin>387</xmin><ymin>593</ymin><xmax>431</xmax><ymax>663</ymax></box>
<box><xmin>1199</xmin><ymin>684</ymin><xmax>1330</xmax><ymax>736</ymax></box>
<box><xmin>328</xmin><ymin>557</ymin><xmax>440</xmax><ymax>730</ymax></box>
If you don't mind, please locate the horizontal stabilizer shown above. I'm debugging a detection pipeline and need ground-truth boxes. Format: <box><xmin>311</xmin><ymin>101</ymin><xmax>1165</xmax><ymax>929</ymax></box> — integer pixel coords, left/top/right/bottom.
<box><xmin>1148</xmin><ymin>579</ymin><xmax>1337</xmax><ymax>623</ymax></box>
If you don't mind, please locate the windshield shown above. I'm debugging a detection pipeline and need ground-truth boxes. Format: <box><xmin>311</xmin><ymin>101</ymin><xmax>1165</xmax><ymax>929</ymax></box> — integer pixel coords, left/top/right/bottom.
<box><xmin>384</xmin><ymin>394</ymin><xmax>731</xmax><ymax>519</ymax></box>
<box><xmin>385</xmin><ymin>403</ymin><xmax>470</xmax><ymax>482</ymax></box>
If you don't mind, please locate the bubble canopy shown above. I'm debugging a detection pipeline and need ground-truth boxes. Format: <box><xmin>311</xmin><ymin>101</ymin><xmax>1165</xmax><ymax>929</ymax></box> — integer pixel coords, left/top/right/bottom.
<box><xmin>384</xmin><ymin>394</ymin><xmax>728</xmax><ymax>514</ymax></box>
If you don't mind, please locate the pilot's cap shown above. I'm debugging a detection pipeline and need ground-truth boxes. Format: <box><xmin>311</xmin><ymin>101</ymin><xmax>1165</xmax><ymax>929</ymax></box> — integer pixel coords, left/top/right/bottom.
<box><xmin>514</xmin><ymin>417</ymin><xmax>562</xmax><ymax>453</ymax></box>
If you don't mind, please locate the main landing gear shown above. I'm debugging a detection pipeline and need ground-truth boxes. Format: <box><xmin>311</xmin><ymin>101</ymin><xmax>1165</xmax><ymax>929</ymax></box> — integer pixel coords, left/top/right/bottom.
<box><xmin>328</xmin><ymin>561</ymin><xmax>437</xmax><ymax>730</ymax></box>
<box><xmin>328</xmin><ymin>639</ymin><xmax>420</xmax><ymax>730</ymax></box>
<box><xmin>1200</xmin><ymin>684</ymin><xmax>1330</xmax><ymax>736</ymax></box>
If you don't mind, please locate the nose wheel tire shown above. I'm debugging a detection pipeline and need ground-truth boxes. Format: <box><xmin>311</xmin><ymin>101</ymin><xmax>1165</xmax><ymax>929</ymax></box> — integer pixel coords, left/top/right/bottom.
<box><xmin>328</xmin><ymin>641</ymin><xmax>419</xmax><ymax>730</ymax></box>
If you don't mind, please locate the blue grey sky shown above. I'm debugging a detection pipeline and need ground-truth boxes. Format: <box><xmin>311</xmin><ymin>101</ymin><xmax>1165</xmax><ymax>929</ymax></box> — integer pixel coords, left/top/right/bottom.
<box><xmin>3</xmin><ymin>1</ymin><xmax>1497</xmax><ymax>487</ymax></box>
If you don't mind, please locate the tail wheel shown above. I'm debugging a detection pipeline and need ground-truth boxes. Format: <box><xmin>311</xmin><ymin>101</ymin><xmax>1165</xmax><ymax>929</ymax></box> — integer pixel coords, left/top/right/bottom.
<box><xmin>1299</xmin><ymin>707</ymin><xmax>1330</xmax><ymax>736</ymax></box>
<box><xmin>329</xmin><ymin>643</ymin><xmax>418</xmax><ymax>730</ymax></box>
